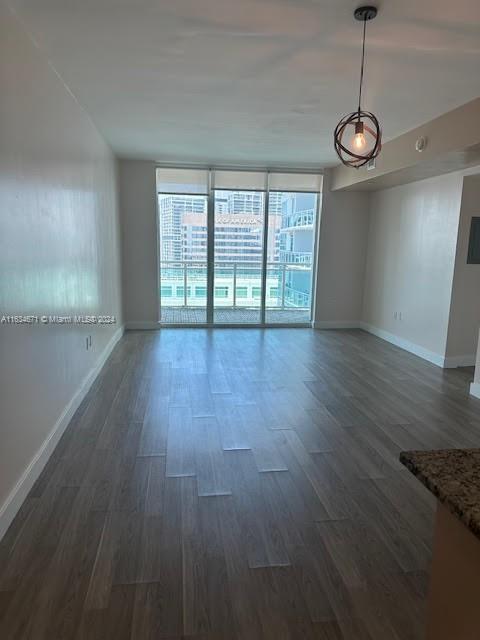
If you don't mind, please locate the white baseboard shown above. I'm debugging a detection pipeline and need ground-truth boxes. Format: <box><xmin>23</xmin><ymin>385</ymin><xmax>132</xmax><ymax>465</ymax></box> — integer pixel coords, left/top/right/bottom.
<box><xmin>443</xmin><ymin>354</ymin><xmax>476</xmax><ymax>368</ymax></box>
<box><xmin>470</xmin><ymin>382</ymin><xmax>480</xmax><ymax>399</ymax></box>
<box><xmin>125</xmin><ymin>321</ymin><xmax>159</xmax><ymax>330</ymax></box>
<box><xmin>0</xmin><ymin>324</ymin><xmax>124</xmax><ymax>542</ymax></box>
<box><xmin>312</xmin><ymin>321</ymin><xmax>362</xmax><ymax>329</ymax></box>
<box><xmin>359</xmin><ymin>322</ymin><xmax>446</xmax><ymax>368</ymax></box>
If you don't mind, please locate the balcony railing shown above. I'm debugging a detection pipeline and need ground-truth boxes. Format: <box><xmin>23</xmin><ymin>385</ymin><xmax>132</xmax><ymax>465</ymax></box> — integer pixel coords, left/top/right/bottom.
<box><xmin>278</xmin><ymin>251</ymin><xmax>312</xmax><ymax>265</ymax></box>
<box><xmin>280</xmin><ymin>209</ymin><xmax>314</xmax><ymax>230</ymax></box>
<box><xmin>159</xmin><ymin>260</ymin><xmax>312</xmax><ymax>310</ymax></box>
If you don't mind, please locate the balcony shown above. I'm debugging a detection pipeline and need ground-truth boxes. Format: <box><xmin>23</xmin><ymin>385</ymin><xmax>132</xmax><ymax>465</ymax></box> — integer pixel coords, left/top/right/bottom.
<box><xmin>280</xmin><ymin>209</ymin><xmax>314</xmax><ymax>231</ymax></box>
<box><xmin>159</xmin><ymin>261</ymin><xmax>312</xmax><ymax>324</ymax></box>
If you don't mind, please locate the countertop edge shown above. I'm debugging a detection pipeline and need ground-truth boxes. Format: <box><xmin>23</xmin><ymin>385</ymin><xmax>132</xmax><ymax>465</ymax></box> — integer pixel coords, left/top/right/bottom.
<box><xmin>399</xmin><ymin>450</ymin><xmax>480</xmax><ymax>541</ymax></box>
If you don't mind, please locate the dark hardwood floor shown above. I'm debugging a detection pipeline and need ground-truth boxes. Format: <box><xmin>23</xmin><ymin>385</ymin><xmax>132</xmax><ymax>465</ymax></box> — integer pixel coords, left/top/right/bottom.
<box><xmin>1</xmin><ymin>328</ymin><xmax>478</xmax><ymax>639</ymax></box>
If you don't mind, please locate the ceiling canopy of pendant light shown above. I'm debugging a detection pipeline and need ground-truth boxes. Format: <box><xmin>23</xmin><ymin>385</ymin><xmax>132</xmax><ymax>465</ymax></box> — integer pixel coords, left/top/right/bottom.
<box><xmin>333</xmin><ymin>6</ymin><xmax>382</xmax><ymax>169</ymax></box>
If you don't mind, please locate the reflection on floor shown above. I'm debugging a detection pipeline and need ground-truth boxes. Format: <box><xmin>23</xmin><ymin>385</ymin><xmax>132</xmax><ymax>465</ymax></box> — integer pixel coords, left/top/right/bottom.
<box><xmin>160</xmin><ymin>307</ymin><xmax>311</xmax><ymax>324</ymax></box>
<box><xmin>0</xmin><ymin>328</ymin><xmax>478</xmax><ymax>639</ymax></box>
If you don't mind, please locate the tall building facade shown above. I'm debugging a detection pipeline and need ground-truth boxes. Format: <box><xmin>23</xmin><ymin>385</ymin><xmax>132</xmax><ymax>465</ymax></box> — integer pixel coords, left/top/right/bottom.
<box><xmin>278</xmin><ymin>192</ymin><xmax>317</xmax><ymax>306</ymax></box>
<box><xmin>159</xmin><ymin>191</ymin><xmax>284</xmax><ymax>264</ymax></box>
<box><xmin>158</xmin><ymin>194</ymin><xmax>207</xmax><ymax>262</ymax></box>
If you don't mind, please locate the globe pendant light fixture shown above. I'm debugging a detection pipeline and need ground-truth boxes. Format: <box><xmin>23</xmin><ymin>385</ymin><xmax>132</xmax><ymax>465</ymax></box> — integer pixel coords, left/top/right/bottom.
<box><xmin>334</xmin><ymin>6</ymin><xmax>381</xmax><ymax>168</ymax></box>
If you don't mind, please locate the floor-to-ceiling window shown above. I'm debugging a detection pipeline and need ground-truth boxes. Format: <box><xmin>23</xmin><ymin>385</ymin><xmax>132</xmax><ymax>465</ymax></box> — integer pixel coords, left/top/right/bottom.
<box><xmin>265</xmin><ymin>188</ymin><xmax>318</xmax><ymax>324</ymax></box>
<box><xmin>213</xmin><ymin>171</ymin><xmax>267</xmax><ymax>324</ymax></box>
<box><xmin>157</xmin><ymin>168</ymin><xmax>209</xmax><ymax>324</ymax></box>
<box><xmin>157</xmin><ymin>168</ymin><xmax>322</xmax><ymax>326</ymax></box>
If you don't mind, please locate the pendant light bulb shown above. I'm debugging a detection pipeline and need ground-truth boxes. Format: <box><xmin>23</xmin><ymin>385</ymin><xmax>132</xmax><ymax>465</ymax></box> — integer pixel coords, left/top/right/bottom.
<box><xmin>353</xmin><ymin>132</ymin><xmax>366</xmax><ymax>149</ymax></box>
<box><xmin>353</xmin><ymin>121</ymin><xmax>366</xmax><ymax>150</ymax></box>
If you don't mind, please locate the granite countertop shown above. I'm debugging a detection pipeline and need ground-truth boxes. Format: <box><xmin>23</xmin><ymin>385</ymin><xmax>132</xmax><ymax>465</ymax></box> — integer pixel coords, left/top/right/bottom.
<box><xmin>400</xmin><ymin>449</ymin><xmax>480</xmax><ymax>540</ymax></box>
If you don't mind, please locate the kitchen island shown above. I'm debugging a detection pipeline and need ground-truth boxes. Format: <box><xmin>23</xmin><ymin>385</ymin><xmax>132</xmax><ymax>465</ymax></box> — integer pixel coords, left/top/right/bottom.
<box><xmin>400</xmin><ymin>449</ymin><xmax>480</xmax><ymax>640</ymax></box>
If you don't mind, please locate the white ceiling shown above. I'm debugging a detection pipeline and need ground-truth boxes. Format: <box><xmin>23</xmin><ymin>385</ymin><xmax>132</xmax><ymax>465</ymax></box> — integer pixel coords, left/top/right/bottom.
<box><xmin>10</xmin><ymin>0</ymin><xmax>480</xmax><ymax>167</ymax></box>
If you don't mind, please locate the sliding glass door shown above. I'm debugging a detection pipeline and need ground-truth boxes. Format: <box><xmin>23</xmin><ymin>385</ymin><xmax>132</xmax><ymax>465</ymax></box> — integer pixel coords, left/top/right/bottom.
<box><xmin>265</xmin><ymin>191</ymin><xmax>318</xmax><ymax>324</ymax></box>
<box><xmin>156</xmin><ymin>168</ymin><xmax>321</xmax><ymax>326</ymax></box>
<box><xmin>212</xmin><ymin>170</ymin><xmax>269</xmax><ymax>325</ymax></box>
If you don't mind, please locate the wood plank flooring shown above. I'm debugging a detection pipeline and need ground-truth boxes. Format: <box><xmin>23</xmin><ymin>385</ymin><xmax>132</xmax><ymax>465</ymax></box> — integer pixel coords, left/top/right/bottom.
<box><xmin>1</xmin><ymin>328</ymin><xmax>479</xmax><ymax>639</ymax></box>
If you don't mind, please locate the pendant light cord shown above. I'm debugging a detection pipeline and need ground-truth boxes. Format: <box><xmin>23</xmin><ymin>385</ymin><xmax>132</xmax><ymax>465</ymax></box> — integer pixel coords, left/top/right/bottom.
<box><xmin>357</xmin><ymin>16</ymin><xmax>367</xmax><ymax>117</ymax></box>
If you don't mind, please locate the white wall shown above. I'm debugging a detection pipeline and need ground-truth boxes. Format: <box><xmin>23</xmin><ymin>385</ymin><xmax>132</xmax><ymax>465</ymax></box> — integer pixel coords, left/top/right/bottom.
<box><xmin>119</xmin><ymin>160</ymin><xmax>159</xmax><ymax>328</ymax></box>
<box><xmin>314</xmin><ymin>170</ymin><xmax>370</xmax><ymax>327</ymax></box>
<box><xmin>445</xmin><ymin>174</ymin><xmax>480</xmax><ymax>364</ymax></box>
<box><xmin>0</xmin><ymin>4</ymin><xmax>123</xmax><ymax>537</ymax></box>
<box><xmin>362</xmin><ymin>172</ymin><xmax>464</xmax><ymax>365</ymax></box>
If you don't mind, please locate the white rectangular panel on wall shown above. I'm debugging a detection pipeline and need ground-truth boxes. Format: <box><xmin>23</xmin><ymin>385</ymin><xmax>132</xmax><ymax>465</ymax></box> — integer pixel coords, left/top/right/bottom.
<box><xmin>156</xmin><ymin>168</ymin><xmax>209</xmax><ymax>194</ymax></box>
<box><xmin>268</xmin><ymin>172</ymin><xmax>323</xmax><ymax>192</ymax></box>
<box><xmin>214</xmin><ymin>170</ymin><xmax>267</xmax><ymax>191</ymax></box>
